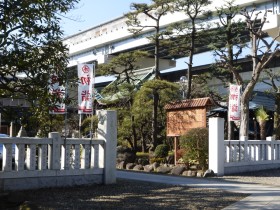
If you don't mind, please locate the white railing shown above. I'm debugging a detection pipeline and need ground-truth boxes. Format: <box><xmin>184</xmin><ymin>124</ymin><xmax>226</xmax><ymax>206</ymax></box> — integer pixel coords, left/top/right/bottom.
<box><xmin>0</xmin><ymin>110</ymin><xmax>117</xmax><ymax>191</ymax></box>
<box><xmin>0</xmin><ymin>135</ymin><xmax>104</xmax><ymax>172</ymax></box>
<box><xmin>209</xmin><ymin>117</ymin><xmax>280</xmax><ymax>176</ymax></box>
<box><xmin>224</xmin><ymin>137</ymin><xmax>280</xmax><ymax>165</ymax></box>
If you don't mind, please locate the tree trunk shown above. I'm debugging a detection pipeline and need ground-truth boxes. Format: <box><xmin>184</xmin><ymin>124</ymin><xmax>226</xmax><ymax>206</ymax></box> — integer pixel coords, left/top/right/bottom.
<box><xmin>239</xmin><ymin>96</ymin><xmax>250</xmax><ymax>138</ymax></box>
<box><xmin>273</xmin><ymin>93</ymin><xmax>280</xmax><ymax>139</ymax></box>
<box><xmin>259</xmin><ymin>121</ymin><xmax>266</xmax><ymax>140</ymax></box>
<box><xmin>152</xmin><ymin>91</ymin><xmax>159</xmax><ymax>150</ymax></box>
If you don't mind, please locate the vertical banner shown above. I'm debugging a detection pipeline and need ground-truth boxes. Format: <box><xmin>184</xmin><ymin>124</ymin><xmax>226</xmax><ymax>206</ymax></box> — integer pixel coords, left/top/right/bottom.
<box><xmin>228</xmin><ymin>84</ymin><xmax>241</xmax><ymax>121</ymax></box>
<box><xmin>49</xmin><ymin>74</ymin><xmax>66</xmax><ymax>114</ymax></box>
<box><xmin>78</xmin><ymin>63</ymin><xmax>93</xmax><ymax>114</ymax></box>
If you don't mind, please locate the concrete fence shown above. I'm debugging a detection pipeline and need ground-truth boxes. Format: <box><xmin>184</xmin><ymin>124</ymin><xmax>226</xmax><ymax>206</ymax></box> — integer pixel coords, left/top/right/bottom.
<box><xmin>209</xmin><ymin>117</ymin><xmax>280</xmax><ymax>176</ymax></box>
<box><xmin>0</xmin><ymin>110</ymin><xmax>117</xmax><ymax>191</ymax></box>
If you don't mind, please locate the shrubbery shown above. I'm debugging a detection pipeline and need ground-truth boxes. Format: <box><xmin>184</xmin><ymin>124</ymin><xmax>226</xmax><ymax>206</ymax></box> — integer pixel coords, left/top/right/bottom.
<box><xmin>180</xmin><ymin>127</ymin><xmax>209</xmax><ymax>170</ymax></box>
<box><xmin>149</xmin><ymin>144</ymin><xmax>169</xmax><ymax>164</ymax></box>
<box><xmin>154</xmin><ymin>144</ymin><xmax>169</xmax><ymax>158</ymax></box>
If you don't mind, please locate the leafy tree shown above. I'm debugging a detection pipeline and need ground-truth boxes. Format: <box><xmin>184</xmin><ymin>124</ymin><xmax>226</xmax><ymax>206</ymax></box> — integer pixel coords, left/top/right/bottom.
<box><xmin>209</xmin><ymin>4</ymin><xmax>280</xmax><ymax>138</ymax></box>
<box><xmin>28</xmin><ymin>105</ymin><xmax>65</xmax><ymax>137</ymax></box>
<box><xmin>132</xmin><ymin>79</ymin><xmax>181</xmax><ymax>150</ymax></box>
<box><xmin>238</xmin><ymin>9</ymin><xmax>280</xmax><ymax>137</ymax></box>
<box><xmin>261</xmin><ymin>69</ymin><xmax>280</xmax><ymax>139</ymax></box>
<box><xmin>99</xmin><ymin>51</ymin><xmax>149</xmax><ymax>151</ymax></box>
<box><xmin>81</xmin><ymin>115</ymin><xmax>98</xmax><ymax>137</ymax></box>
<box><xmin>169</xmin><ymin>0</ymin><xmax>211</xmax><ymax>99</ymax></box>
<box><xmin>0</xmin><ymin>0</ymin><xmax>79</xmax><ymax>132</ymax></box>
<box><xmin>126</xmin><ymin>0</ymin><xmax>174</xmax><ymax>150</ymax></box>
<box><xmin>126</xmin><ymin>0</ymin><xmax>173</xmax><ymax>79</ymax></box>
<box><xmin>0</xmin><ymin>0</ymin><xmax>79</xmax><ymax>95</ymax></box>
<box><xmin>208</xmin><ymin>1</ymin><xmax>246</xmax><ymax>140</ymax></box>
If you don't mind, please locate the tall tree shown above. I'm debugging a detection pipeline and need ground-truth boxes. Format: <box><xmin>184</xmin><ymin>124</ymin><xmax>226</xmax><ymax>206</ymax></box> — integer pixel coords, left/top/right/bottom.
<box><xmin>239</xmin><ymin>8</ymin><xmax>280</xmax><ymax>137</ymax></box>
<box><xmin>210</xmin><ymin>4</ymin><xmax>280</xmax><ymax>138</ymax></box>
<box><xmin>208</xmin><ymin>1</ymin><xmax>246</xmax><ymax>140</ymax></box>
<box><xmin>125</xmin><ymin>0</ymin><xmax>173</xmax><ymax>149</ymax></box>
<box><xmin>261</xmin><ymin>68</ymin><xmax>280</xmax><ymax>139</ymax></box>
<box><xmin>126</xmin><ymin>0</ymin><xmax>173</xmax><ymax>79</ymax></box>
<box><xmin>132</xmin><ymin>79</ymin><xmax>181</xmax><ymax>150</ymax></box>
<box><xmin>0</xmin><ymin>0</ymin><xmax>79</xmax><ymax>107</ymax></box>
<box><xmin>99</xmin><ymin>51</ymin><xmax>149</xmax><ymax>151</ymax></box>
<box><xmin>170</xmin><ymin>0</ymin><xmax>211</xmax><ymax>99</ymax></box>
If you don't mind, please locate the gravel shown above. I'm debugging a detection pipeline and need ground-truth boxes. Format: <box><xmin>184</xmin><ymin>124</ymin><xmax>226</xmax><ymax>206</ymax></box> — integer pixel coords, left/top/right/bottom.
<box><xmin>215</xmin><ymin>167</ymin><xmax>280</xmax><ymax>187</ymax></box>
<box><xmin>1</xmin><ymin>168</ymin><xmax>279</xmax><ymax>210</ymax></box>
<box><xmin>0</xmin><ymin>179</ymin><xmax>247</xmax><ymax>210</ymax></box>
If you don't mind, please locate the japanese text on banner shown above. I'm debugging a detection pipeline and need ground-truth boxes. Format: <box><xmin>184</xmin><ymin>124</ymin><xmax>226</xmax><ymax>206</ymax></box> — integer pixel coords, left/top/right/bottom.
<box><xmin>49</xmin><ymin>74</ymin><xmax>66</xmax><ymax>114</ymax></box>
<box><xmin>228</xmin><ymin>84</ymin><xmax>241</xmax><ymax>121</ymax></box>
<box><xmin>78</xmin><ymin>64</ymin><xmax>93</xmax><ymax>114</ymax></box>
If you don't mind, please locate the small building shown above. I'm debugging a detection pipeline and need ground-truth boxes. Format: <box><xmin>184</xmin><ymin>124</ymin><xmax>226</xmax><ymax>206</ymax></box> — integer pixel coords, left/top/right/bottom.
<box><xmin>164</xmin><ymin>97</ymin><xmax>213</xmax><ymax>164</ymax></box>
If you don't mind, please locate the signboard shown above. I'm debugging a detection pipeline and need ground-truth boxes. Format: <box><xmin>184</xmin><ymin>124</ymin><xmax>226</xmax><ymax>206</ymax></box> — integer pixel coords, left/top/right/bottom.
<box><xmin>166</xmin><ymin>109</ymin><xmax>206</xmax><ymax>136</ymax></box>
<box><xmin>78</xmin><ymin>64</ymin><xmax>94</xmax><ymax>114</ymax></box>
<box><xmin>49</xmin><ymin>74</ymin><xmax>66</xmax><ymax>114</ymax></box>
<box><xmin>228</xmin><ymin>84</ymin><xmax>241</xmax><ymax>121</ymax></box>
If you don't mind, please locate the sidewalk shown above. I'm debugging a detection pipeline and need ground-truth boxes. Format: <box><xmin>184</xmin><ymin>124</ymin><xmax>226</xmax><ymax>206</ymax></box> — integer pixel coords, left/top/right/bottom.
<box><xmin>117</xmin><ymin>170</ymin><xmax>280</xmax><ymax>209</ymax></box>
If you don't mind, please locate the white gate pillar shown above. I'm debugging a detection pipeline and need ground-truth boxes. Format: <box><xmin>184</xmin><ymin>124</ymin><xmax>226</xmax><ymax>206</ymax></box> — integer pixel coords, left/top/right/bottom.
<box><xmin>97</xmin><ymin>110</ymin><xmax>117</xmax><ymax>184</ymax></box>
<box><xmin>208</xmin><ymin>117</ymin><xmax>224</xmax><ymax>176</ymax></box>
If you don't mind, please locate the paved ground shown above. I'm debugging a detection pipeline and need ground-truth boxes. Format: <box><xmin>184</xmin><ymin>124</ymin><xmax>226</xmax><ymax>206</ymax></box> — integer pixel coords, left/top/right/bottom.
<box><xmin>117</xmin><ymin>170</ymin><xmax>280</xmax><ymax>209</ymax></box>
<box><xmin>0</xmin><ymin>177</ymin><xmax>246</xmax><ymax>209</ymax></box>
<box><xmin>1</xmin><ymin>169</ymin><xmax>279</xmax><ymax>209</ymax></box>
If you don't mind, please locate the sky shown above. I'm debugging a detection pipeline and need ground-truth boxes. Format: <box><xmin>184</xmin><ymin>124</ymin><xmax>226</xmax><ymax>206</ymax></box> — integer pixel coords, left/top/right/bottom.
<box><xmin>60</xmin><ymin>0</ymin><xmax>151</xmax><ymax>37</ymax></box>
<box><xmin>59</xmin><ymin>0</ymin><xmax>216</xmax><ymax>68</ymax></box>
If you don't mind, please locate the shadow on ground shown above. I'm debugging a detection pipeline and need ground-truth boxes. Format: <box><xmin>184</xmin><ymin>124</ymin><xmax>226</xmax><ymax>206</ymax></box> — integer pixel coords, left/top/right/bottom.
<box><xmin>0</xmin><ymin>179</ymin><xmax>248</xmax><ymax>210</ymax></box>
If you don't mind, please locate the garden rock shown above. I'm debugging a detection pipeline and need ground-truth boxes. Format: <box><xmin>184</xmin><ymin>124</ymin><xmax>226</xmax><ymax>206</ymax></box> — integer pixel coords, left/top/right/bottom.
<box><xmin>156</xmin><ymin>165</ymin><xmax>172</xmax><ymax>174</ymax></box>
<box><xmin>170</xmin><ymin>165</ymin><xmax>186</xmax><ymax>175</ymax></box>
<box><xmin>117</xmin><ymin>161</ymin><xmax>126</xmax><ymax>169</ymax></box>
<box><xmin>126</xmin><ymin>163</ymin><xmax>136</xmax><ymax>170</ymax></box>
<box><xmin>183</xmin><ymin>170</ymin><xmax>197</xmax><ymax>177</ymax></box>
<box><xmin>133</xmin><ymin>164</ymin><xmax>144</xmax><ymax>171</ymax></box>
<box><xmin>189</xmin><ymin>165</ymin><xmax>198</xmax><ymax>170</ymax></box>
<box><xmin>203</xmin><ymin>169</ymin><xmax>215</xmax><ymax>177</ymax></box>
<box><xmin>143</xmin><ymin>165</ymin><xmax>154</xmax><ymax>172</ymax></box>
<box><xmin>197</xmin><ymin>170</ymin><xmax>204</xmax><ymax>177</ymax></box>
<box><xmin>152</xmin><ymin>162</ymin><xmax>160</xmax><ymax>171</ymax></box>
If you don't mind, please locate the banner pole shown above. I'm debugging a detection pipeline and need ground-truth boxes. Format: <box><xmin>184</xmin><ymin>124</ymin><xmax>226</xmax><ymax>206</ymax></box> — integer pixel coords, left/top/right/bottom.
<box><xmin>79</xmin><ymin>114</ymin><xmax>82</xmax><ymax>138</ymax></box>
<box><xmin>90</xmin><ymin>62</ymin><xmax>96</xmax><ymax>140</ymax></box>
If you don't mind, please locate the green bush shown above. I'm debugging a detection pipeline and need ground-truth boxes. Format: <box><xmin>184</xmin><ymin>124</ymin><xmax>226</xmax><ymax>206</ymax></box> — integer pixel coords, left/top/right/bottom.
<box><xmin>150</xmin><ymin>157</ymin><xmax>165</xmax><ymax>164</ymax></box>
<box><xmin>154</xmin><ymin>144</ymin><xmax>169</xmax><ymax>158</ymax></box>
<box><xmin>180</xmin><ymin>127</ymin><xmax>209</xmax><ymax>170</ymax></box>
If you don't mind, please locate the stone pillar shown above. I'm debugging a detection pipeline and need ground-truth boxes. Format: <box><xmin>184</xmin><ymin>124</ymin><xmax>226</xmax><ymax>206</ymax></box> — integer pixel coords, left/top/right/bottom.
<box><xmin>48</xmin><ymin>132</ymin><xmax>61</xmax><ymax>170</ymax></box>
<box><xmin>97</xmin><ymin>110</ymin><xmax>117</xmax><ymax>184</ymax></box>
<box><xmin>266</xmin><ymin>136</ymin><xmax>275</xmax><ymax>161</ymax></box>
<box><xmin>208</xmin><ymin>117</ymin><xmax>225</xmax><ymax>176</ymax></box>
<box><xmin>240</xmin><ymin>136</ymin><xmax>248</xmax><ymax>161</ymax></box>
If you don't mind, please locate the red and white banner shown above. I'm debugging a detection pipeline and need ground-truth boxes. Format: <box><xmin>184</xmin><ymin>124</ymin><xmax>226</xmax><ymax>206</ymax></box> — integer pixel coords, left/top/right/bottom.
<box><xmin>78</xmin><ymin>64</ymin><xmax>94</xmax><ymax>114</ymax></box>
<box><xmin>228</xmin><ymin>84</ymin><xmax>241</xmax><ymax>121</ymax></box>
<box><xmin>49</xmin><ymin>74</ymin><xmax>66</xmax><ymax>114</ymax></box>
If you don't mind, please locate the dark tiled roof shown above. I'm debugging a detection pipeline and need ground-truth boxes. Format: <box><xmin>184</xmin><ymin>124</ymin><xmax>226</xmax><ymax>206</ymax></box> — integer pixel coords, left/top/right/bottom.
<box><xmin>165</xmin><ymin>97</ymin><xmax>213</xmax><ymax>110</ymax></box>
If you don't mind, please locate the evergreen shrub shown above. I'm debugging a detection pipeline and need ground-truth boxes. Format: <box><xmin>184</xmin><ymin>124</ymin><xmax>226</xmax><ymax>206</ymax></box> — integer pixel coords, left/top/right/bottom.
<box><xmin>180</xmin><ymin>127</ymin><xmax>209</xmax><ymax>170</ymax></box>
<box><xmin>154</xmin><ymin>144</ymin><xmax>169</xmax><ymax>158</ymax></box>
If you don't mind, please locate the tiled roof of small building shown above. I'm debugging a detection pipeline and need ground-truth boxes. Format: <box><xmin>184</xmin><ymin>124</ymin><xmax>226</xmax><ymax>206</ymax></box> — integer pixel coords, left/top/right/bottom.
<box><xmin>164</xmin><ymin>97</ymin><xmax>213</xmax><ymax>110</ymax></box>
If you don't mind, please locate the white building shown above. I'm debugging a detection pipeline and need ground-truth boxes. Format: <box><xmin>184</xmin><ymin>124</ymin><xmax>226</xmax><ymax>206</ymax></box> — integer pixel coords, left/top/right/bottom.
<box><xmin>63</xmin><ymin>0</ymin><xmax>280</xmax><ymax>92</ymax></box>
